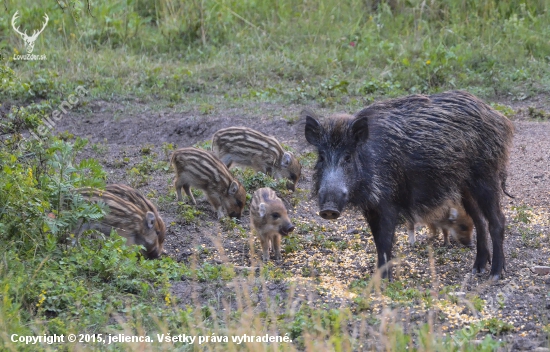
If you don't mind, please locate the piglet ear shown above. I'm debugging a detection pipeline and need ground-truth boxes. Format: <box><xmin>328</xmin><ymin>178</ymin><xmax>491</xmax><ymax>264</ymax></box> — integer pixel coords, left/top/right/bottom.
<box><xmin>350</xmin><ymin>114</ymin><xmax>369</xmax><ymax>142</ymax></box>
<box><xmin>281</xmin><ymin>152</ymin><xmax>292</xmax><ymax>168</ymax></box>
<box><xmin>228</xmin><ymin>181</ymin><xmax>239</xmax><ymax>195</ymax></box>
<box><xmin>448</xmin><ymin>208</ymin><xmax>458</xmax><ymax>221</ymax></box>
<box><xmin>259</xmin><ymin>203</ymin><xmax>266</xmax><ymax>218</ymax></box>
<box><xmin>145</xmin><ymin>211</ymin><xmax>156</xmax><ymax>229</ymax></box>
<box><xmin>303</xmin><ymin>110</ymin><xmax>323</xmax><ymax>147</ymax></box>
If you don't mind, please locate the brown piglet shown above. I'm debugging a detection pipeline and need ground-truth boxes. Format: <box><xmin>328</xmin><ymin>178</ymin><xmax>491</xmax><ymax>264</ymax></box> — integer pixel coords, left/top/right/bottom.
<box><xmin>250</xmin><ymin>187</ymin><xmax>295</xmax><ymax>261</ymax></box>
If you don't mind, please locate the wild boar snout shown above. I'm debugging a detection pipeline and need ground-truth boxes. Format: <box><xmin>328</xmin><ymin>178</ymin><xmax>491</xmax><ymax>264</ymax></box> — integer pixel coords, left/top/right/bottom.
<box><xmin>318</xmin><ymin>185</ymin><xmax>348</xmax><ymax>220</ymax></box>
<box><xmin>279</xmin><ymin>222</ymin><xmax>295</xmax><ymax>236</ymax></box>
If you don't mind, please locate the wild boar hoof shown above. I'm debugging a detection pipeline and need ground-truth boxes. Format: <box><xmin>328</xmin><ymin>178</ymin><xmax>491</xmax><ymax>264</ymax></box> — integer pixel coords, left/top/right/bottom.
<box><xmin>472</xmin><ymin>267</ymin><xmax>487</xmax><ymax>275</ymax></box>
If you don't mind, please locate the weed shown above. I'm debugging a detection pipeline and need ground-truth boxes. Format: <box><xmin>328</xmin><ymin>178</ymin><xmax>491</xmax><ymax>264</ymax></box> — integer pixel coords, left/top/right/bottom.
<box><xmin>470</xmin><ymin>295</ymin><xmax>485</xmax><ymax>312</ymax></box>
<box><xmin>162</xmin><ymin>142</ymin><xmax>176</xmax><ymax>159</ymax></box>
<box><xmin>528</xmin><ymin>106</ymin><xmax>549</xmax><ymax>120</ymax></box>
<box><xmin>349</xmin><ymin>277</ymin><xmax>370</xmax><ymax>293</ymax></box>
<box><xmin>481</xmin><ymin>318</ymin><xmax>514</xmax><ymax>335</ymax></box>
<box><xmin>519</xmin><ymin>228</ymin><xmax>541</xmax><ymax>248</ymax></box>
<box><xmin>298</xmin><ymin>151</ymin><xmax>317</xmax><ymax>168</ymax></box>
<box><xmin>112</xmin><ymin>157</ymin><xmax>130</xmax><ymax>168</ymax></box>
<box><xmin>361</xmin><ymin>78</ymin><xmax>402</xmax><ymax>96</ymax></box>
<box><xmin>231</xmin><ymin>168</ymin><xmax>288</xmax><ymax>193</ymax></box>
<box><xmin>261</xmin><ymin>263</ymin><xmax>289</xmax><ymax>283</ymax></box>
<box><xmin>287</xmin><ymin>305</ymin><xmax>348</xmax><ymax>348</ymax></box>
<box><xmin>140</xmin><ymin>143</ymin><xmax>155</xmax><ymax>155</ymax></box>
<box><xmin>280</xmin><ymin>143</ymin><xmax>296</xmax><ymax>153</ymax></box>
<box><xmin>177</xmin><ymin>203</ymin><xmax>204</xmax><ymax>224</ymax></box>
<box><xmin>57</xmin><ymin>130</ymin><xmax>75</xmax><ymax>141</ymax></box>
<box><xmin>385</xmin><ymin>281</ymin><xmax>422</xmax><ymax>302</ymax></box>
<box><xmin>490</xmin><ymin>103</ymin><xmax>516</xmax><ymax>118</ymax></box>
<box><xmin>199</xmin><ymin>103</ymin><xmax>214</xmax><ymax>115</ymax></box>
<box><xmin>134</xmin><ymin>154</ymin><xmax>171</xmax><ymax>175</ymax></box>
<box><xmin>219</xmin><ymin>217</ymin><xmax>246</xmax><ymax>237</ymax></box>
<box><xmin>91</xmin><ymin>140</ymin><xmax>109</xmax><ymax>155</ymax></box>
<box><xmin>335</xmin><ymin>240</ymin><xmax>349</xmax><ymax>250</ymax></box>
<box><xmin>126</xmin><ymin>167</ymin><xmax>151</xmax><ymax>187</ymax></box>
<box><xmin>282</xmin><ymin>234</ymin><xmax>303</xmax><ymax>253</ymax></box>
<box><xmin>282</xmin><ymin>114</ymin><xmax>299</xmax><ymax>124</ymax></box>
<box><xmin>193</xmin><ymin>140</ymin><xmax>212</xmax><ymax>150</ymax></box>
<box><xmin>191</xmin><ymin>263</ymin><xmax>236</xmax><ymax>282</ymax></box>
<box><xmin>512</xmin><ymin>204</ymin><xmax>533</xmax><ymax>224</ymax></box>
<box><xmin>294</xmin><ymin>219</ymin><xmax>321</xmax><ymax>235</ymax></box>
<box><xmin>353</xmin><ymin>296</ymin><xmax>372</xmax><ymax>312</ymax></box>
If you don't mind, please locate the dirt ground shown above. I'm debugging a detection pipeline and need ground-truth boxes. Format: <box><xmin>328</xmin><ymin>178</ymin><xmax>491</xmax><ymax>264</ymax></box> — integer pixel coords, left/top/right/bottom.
<box><xmin>56</xmin><ymin>95</ymin><xmax>550</xmax><ymax>350</ymax></box>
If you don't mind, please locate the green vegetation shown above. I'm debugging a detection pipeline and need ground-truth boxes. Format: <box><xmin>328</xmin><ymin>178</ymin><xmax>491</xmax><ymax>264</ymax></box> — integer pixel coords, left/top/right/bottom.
<box><xmin>527</xmin><ymin>106</ymin><xmax>550</xmax><ymax>120</ymax></box>
<box><xmin>2</xmin><ymin>0</ymin><xmax>549</xmax><ymax>107</ymax></box>
<box><xmin>512</xmin><ymin>204</ymin><xmax>533</xmax><ymax>224</ymax></box>
<box><xmin>177</xmin><ymin>203</ymin><xmax>204</xmax><ymax>224</ymax></box>
<box><xmin>127</xmin><ymin>152</ymin><xmax>170</xmax><ymax>187</ymax></box>
<box><xmin>231</xmin><ymin>167</ymin><xmax>289</xmax><ymax>193</ymax></box>
<box><xmin>193</xmin><ymin>139</ymin><xmax>212</xmax><ymax>150</ymax></box>
<box><xmin>0</xmin><ymin>67</ymin><xmax>190</xmax><ymax>349</ymax></box>
<box><xmin>298</xmin><ymin>151</ymin><xmax>317</xmax><ymax>168</ymax></box>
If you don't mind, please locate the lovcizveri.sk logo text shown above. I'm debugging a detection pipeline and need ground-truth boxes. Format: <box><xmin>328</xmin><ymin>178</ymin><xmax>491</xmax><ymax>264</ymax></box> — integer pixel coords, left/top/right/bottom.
<box><xmin>11</xmin><ymin>10</ymin><xmax>48</xmax><ymax>60</ymax></box>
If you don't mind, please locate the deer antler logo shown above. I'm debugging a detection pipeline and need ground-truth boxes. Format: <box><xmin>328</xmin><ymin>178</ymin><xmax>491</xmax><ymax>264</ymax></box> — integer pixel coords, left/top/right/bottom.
<box><xmin>11</xmin><ymin>11</ymin><xmax>49</xmax><ymax>54</ymax></box>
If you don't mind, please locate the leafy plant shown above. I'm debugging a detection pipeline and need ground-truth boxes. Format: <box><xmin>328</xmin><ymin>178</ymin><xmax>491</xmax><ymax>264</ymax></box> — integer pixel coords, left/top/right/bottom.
<box><xmin>511</xmin><ymin>204</ymin><xmax>532</xmax><ymax>224</ymax></box>
<box><xmin>232</xmin><ymin>168</ymin><xmax>288</xmax><ymax>193</ymax></box>
<box><xmin>177</xmin><ymin>203</ymin><xmax>204</xmax><ymax>224</ymax></box>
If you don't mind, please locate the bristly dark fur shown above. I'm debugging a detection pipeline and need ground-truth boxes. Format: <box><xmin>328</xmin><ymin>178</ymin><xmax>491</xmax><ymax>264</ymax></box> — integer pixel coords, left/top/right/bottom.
<box><xmin>309</xmin><ymin>114</ymin><xmax>356</xmax><ymax>196</ymax></box>
<box><xmin>305</xmin><ymin>90</ymin><xmax>514</xmax><ymax>280</ymax></box>
<box><xmin>312</xmin><ymin>91</ymin><xmax>514</xmax><ymax>215</ymax></box>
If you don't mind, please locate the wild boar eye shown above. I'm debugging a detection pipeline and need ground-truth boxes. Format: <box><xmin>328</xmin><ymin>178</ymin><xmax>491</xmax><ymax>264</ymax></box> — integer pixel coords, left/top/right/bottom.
<box><xmin>459</xmin><ymin>224</ymin><xmax>468</xmax><ymax>231</ymax></box>
<box><xmin>272</xmin><ymin>213</ymin><xmax>280</xmax><ymax>219</ymax></box>
<box><xmin>236</xmin><ymin>200</ymin><xmax>243</xmax><ymax>207</ymax></box>
<box><xmin>318</xmin><ymin>153</ymin><xmax>325</xmax><ymax>163</ymax></box>
<box><xmin>343</xmin><ymin>153</ymin><xmax>352</xmax><ymax>163</ymax></box>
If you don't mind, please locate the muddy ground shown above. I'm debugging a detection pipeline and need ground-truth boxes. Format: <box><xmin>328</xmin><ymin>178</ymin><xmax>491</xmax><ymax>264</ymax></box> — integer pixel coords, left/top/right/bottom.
<box><xmin>56</xmin><ymin>95</ymin><xmax>550</xmax><ymax>350</ymax></box>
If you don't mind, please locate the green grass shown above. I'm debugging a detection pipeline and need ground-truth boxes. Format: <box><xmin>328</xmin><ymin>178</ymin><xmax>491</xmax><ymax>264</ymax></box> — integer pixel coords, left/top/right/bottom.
<box><xmin>2</xmin><ymin>0</ymin><xmax>549</xmax><ymax>106</ymax></box>
<box><xmin>231</xmin><ymin>167</ymin><xmax>289</xmax><ymax>194</ymax></box>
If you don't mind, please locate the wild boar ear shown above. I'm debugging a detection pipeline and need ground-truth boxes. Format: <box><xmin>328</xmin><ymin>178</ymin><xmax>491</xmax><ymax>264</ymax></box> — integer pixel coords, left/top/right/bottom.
<box><xmin>228</xmin><ymin>181</ymin><xmax>239</xmax><ymax>195</ymax></box>
<box><xmin>303</xmin><ymin>110</ymin><xmax>323</xmax><ymax>147</ymax></box>
<box><xmin>350</xmin><ymin>115</ymin><xmax>369</xmax><ymax>142</ymax></box>
<box><xmin>448</xmin><ymin>208</ymin><xmax>458</xmax><ymax>221</ymax></box>
<box><xmin>281</xmin><ymin>152</ymin><xmax>292</xmax><ymax>168</ymax></box>
<box><xmin>259</xmin><ymin>203</ymin><xmax>266</xmax><ymax>217</ymax></box>
<box><xmin>145</xmin><ymin>211</ymin><xmax>156</xmax><ymax>229</ymax></box>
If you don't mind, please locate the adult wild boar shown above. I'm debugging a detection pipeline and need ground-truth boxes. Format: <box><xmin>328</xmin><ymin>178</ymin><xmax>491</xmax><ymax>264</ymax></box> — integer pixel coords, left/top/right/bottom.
<box><xmin>303</xmin><ymin>91</ymin><xmax>514</xmax><ymax>280</ymax></box>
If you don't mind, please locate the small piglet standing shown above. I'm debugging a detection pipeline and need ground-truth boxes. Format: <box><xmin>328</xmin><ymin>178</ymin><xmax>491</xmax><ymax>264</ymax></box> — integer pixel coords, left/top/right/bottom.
<box><xmin>250</xmin><ymin>187</ymin><xmax>295</xmax><ymax>261</ymax></box>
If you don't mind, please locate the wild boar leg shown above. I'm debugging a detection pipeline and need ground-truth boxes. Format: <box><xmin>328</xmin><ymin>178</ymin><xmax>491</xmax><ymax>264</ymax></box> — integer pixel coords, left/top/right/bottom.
<box><xmin>219</xmin><ymin>154</ymin><xmax>233</xmax><ymax>168</ymax></box>
<box><xmin>462</xmin><ymin>190</ymin><xmax>491</xmax><ymax>275</ymax></box>
<box><xmin>364</xmin><ymin>206</ymin><xmax>398</xmax><ymax>280</ymax></box>
<box><xmin>260</xmin><ymin>235</ymin><xmax>270</xmax><ymax>261</ymax></box>
<box><xmin>406</xmin><ymin>222</ymin><xmax>416</xmax><ymax>245</ymax></box>
<box><xmin>442</xmin><ymin>228</ymin><xmax>450</xmax><ymax>246</ymax></box>
<box><xmin>205</xmin><ymin>193</ymin><xmax>224</xmax><ymax>219</ymax></box>
<box><xmin>273</xmin><ymin>235</ymin><xmax>282</xmax><ymax>261</ymax></box>
<box><xmin>183</xmin><ymin>185</ymin><xmax>196</xmax><ymax>204</ymax></box>
<box><xmin>471</xmin><ymin>181</ymin><xmax>506</xmax><ymax>280</ymax></box>
<box><xmin>174</xmin><ymin>178</ymin><xmax>184</xmax><ymax>202</ymax></box>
